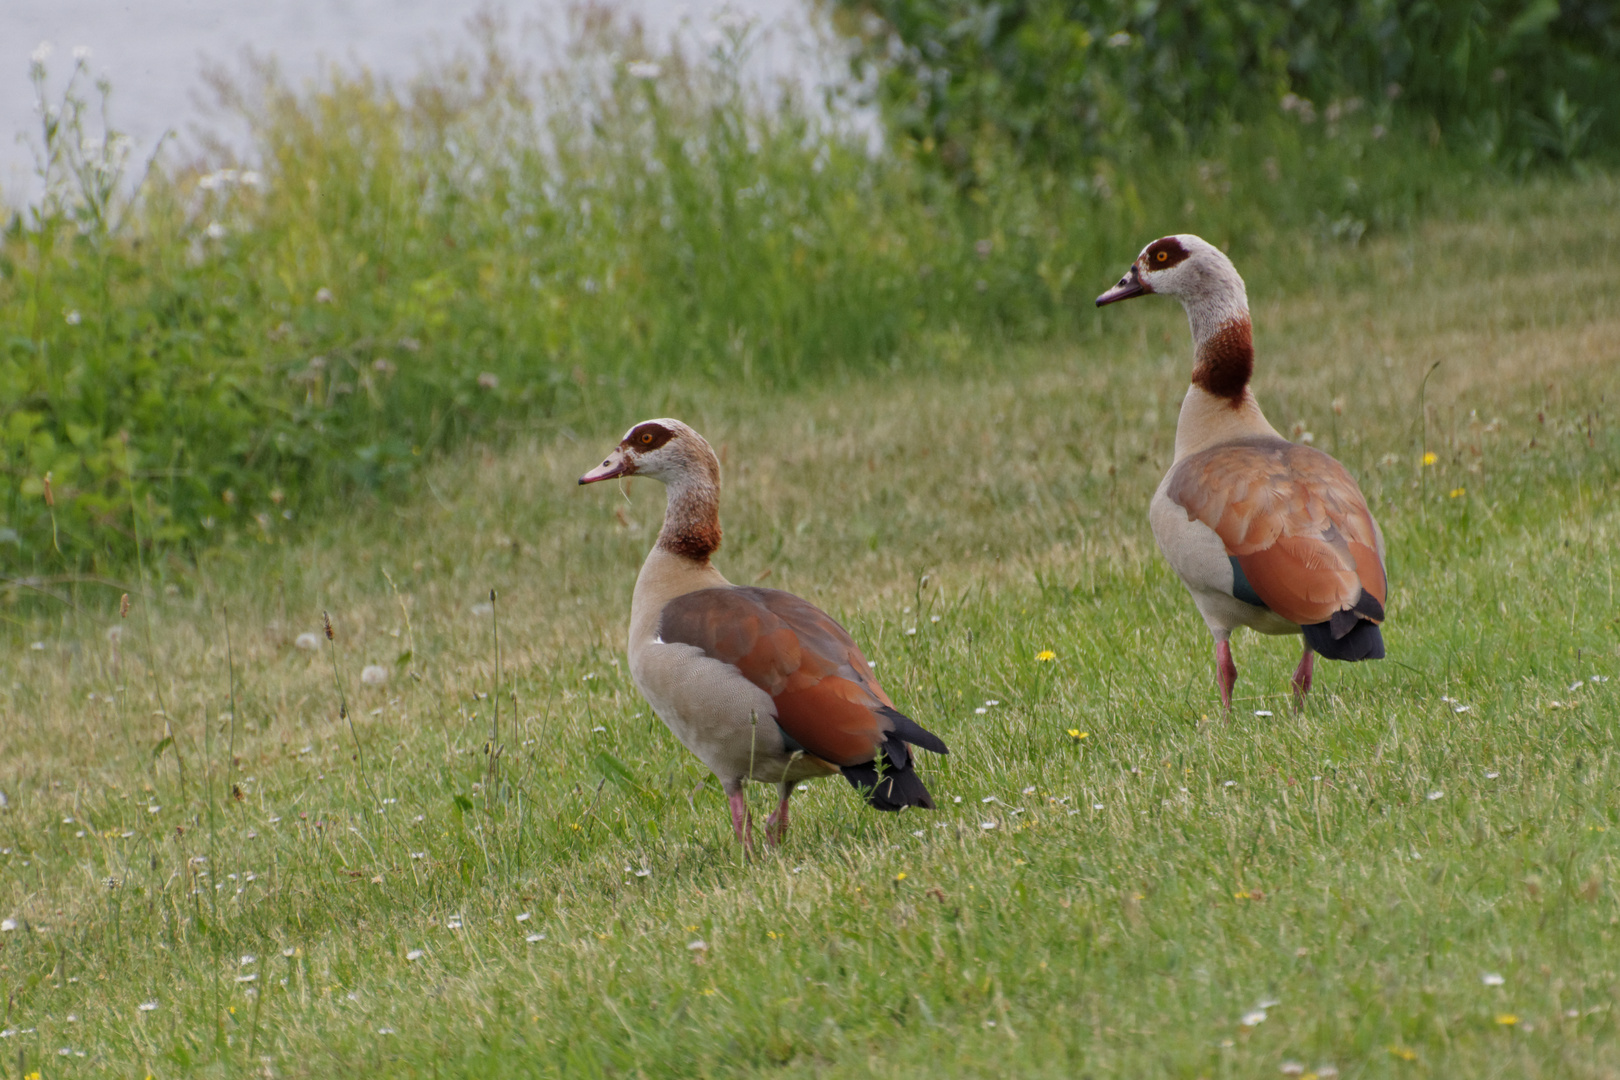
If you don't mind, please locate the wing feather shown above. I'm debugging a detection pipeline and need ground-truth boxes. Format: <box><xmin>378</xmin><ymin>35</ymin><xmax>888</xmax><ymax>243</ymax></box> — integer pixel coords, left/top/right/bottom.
<box><xmin>1165</xmin><ymin>436</ymin><xmax>1387</xmax><ymax>626</ymax></box>
<box><xmin>658</xmin><ymin>586</ymin><xmax>933</xmax><ymax>767</ymax></box>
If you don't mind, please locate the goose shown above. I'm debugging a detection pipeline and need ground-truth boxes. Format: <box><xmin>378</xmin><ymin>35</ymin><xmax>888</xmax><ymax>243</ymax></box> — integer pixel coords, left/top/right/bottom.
<box><xmin>1096</xmin><ymin>235</ymin><xmax>1387</xmax><ymax>711</ymax></box>
<box><xmin>579</xmin><ymin>419</ymin><xmax>948</xmax><ymax>847</ymax></box>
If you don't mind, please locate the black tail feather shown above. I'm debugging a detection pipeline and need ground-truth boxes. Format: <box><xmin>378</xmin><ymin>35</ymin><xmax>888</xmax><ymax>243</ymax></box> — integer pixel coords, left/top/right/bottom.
<box><xmin>842</xmin><ymin>760</ymin><xmax>936</xmax><ymax>811</ymax></box>
<box><xmin>840</xmin><ymin>707</ymin><xmax>947</xmax><ymax>811</ymax></box>
<box><xmin>878</xmin><ymin>706</ymin><xmax>949</xmax><ymax>756</ymax></box>
<box><xmin>1303</xmin><ymin>618</ymin><xmax>1385</xmax><ymax>661</ymax></box>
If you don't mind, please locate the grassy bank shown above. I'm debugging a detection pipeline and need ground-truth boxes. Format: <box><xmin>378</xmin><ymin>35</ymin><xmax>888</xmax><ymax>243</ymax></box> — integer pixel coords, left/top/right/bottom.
<box><xmin>0</xmin><ymin>174</ymin><xmax>1616</xmax><ymax>1076</ymax></box>
<box><xmin>1</xmin><ymin>11</ymin><xmax>1480</xmax><ymax>574</ymax></box>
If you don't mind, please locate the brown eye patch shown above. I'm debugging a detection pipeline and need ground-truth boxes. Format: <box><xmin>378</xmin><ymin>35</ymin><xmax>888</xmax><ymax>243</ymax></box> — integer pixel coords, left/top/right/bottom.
<box><xmin>623</xmin><ymin>422</ymin><xmax>675</xmax><ymax>452</ymax></box>
<box><xmin>1144</xmin><ymin>237</ymin><xmax>1190</xmax><ymax>269</ymax></box>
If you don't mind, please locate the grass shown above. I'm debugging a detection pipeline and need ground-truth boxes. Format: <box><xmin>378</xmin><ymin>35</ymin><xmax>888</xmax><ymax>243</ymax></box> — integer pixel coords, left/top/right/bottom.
<box><xmin>2</xmin><ymin>10</ymin><xmax>1477</xmax><ymax>571</ymax></box>
<box><xmin>0</xmin><ymin>174</ymin><xmax>1618</xmax><ymax>1077</ymax></box>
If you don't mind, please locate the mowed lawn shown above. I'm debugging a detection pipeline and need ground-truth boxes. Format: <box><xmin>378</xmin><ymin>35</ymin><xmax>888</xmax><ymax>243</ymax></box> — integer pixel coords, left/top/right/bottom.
<box><xmin>2</xmin><ymin>177</ymin><xmax>1619</xmax><ymax>1078</ymax></box>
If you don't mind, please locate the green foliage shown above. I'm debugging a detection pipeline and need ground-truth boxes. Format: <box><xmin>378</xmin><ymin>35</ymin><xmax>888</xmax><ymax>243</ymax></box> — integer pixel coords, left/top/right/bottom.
<box><xmin>0</xmin><ymin>10</ymin><xmax>1486</xmax><ymax>577</ymax></box>
<box><xmin>830</xmin><ymin>0</ymin><xmax>1620</xmax><ymax>179</ymax></box>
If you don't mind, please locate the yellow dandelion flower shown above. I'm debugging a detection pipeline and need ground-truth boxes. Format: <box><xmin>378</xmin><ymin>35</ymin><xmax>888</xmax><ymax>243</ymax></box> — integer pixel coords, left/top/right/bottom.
<box><xmin>895</xmin><ymin>871</ymin><xmax>907</xmax><ymax>881</ymax></box>
<box><xmin>1387</xmin><ymin>1045</ymin><xmax>1417</xmax><ymax>1061</ymax></box>
<box><xmin>1422</xmin><ymin>452</ymin><xmax>1438</xmax><ymax>466</ymax></box>
<box><xmin>1067</xmin><ymin>729</ymin><xmax>1089</xmax><ymax>739</ymax></box>
<box><xmin>1449</xmin><ymin>487</ymin><xmax>1466</xmax><ymax>498</ymax></box>
<box><xmin>1036</xmin><ymin>650</ymin><xmax>1056</xmax><ymax>662</ymax></box>
<box><xmin>1495</xmin><ymin>1013</ymin><xmax>1519</xmax><ymax>1025</ymax></box>
<box><xmin>685</xmin><ymin>925</ymin><xmax>699</xmax><ymax>932</ymax></box>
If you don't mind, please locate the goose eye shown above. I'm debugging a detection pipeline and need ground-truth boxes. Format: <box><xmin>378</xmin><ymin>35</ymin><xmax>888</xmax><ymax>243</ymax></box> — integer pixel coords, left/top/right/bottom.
<box><xmin>1155</xmin><ymin>250</ymin><xmax>1168</xmax><ymax>263</ymax></box>
<box><xmin>639</xmin><ymin>432</ymin><xmax>654</xmax><ymax>445</ymax></box>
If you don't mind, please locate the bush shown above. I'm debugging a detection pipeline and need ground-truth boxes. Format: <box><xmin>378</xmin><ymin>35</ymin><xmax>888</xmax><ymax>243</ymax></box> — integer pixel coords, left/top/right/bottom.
<box><xmin>829</xmin><ymin>0</ymin><xmax>1620</xmax><ymax>180</ymax></box>
<box><xmin>0</xmin><ymin>10</ymin><xmax>1478</xmax><ymax>580</ymax></box>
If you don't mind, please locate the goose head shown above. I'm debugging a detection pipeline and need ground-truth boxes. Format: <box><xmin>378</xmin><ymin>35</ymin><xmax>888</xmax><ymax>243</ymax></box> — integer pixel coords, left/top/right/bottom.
<box><xmin>578</xmin><ymin>418</ymin><xmax>717</xmax><ymax>487</ymax></box>
<box><xmin>1095</xmin><ymin>234</ymin><xmax>1242</xmax><ymax>308</ymax></box>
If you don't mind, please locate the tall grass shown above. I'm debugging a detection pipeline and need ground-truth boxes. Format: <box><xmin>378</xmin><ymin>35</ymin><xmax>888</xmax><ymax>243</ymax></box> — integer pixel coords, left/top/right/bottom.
<box><xmin>2</xmin><ymin>7</ymin><xmax>1497</xmax><ymax>585</ymax></box>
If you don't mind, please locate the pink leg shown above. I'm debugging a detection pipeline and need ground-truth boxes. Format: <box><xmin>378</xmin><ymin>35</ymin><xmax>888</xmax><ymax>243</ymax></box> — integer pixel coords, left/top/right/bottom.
<box><xmin>1215</xmin><ymin>640</ymin><xmax>1237</xmax><ymax>713</ymax></box>
<box><xmin>765</xmin><ymin>783</ymin><xmax>795</xmax><ymax>846</ymax></box>
<box><xmin>726</xmin><ymin>788</ymin><xmax>754</xmax><ymax>850</ymax></box>
<box><xmin>1292</xmin><ymin>643</ymin><xmax>1315</xmax><ymax>711</ymax></box>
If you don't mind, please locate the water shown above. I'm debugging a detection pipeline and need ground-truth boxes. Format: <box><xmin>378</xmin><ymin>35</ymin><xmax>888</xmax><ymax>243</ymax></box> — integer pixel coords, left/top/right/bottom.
<box><xmin>1</xmin><ymin>0</ymin><xmax>838</xmax><ymax>205</ymax></box>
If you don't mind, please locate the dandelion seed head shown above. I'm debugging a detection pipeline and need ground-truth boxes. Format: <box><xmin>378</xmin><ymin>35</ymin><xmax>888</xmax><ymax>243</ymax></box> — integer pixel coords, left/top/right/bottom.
<box><xmin>294</xmin><ymin>632</ymin><xmax>320</xmax><ymax>651</ymax></box>
<box><xmin>360</xmin><ymin>665</ymin><xmax>388</xmax><ymax>686</ymax></box>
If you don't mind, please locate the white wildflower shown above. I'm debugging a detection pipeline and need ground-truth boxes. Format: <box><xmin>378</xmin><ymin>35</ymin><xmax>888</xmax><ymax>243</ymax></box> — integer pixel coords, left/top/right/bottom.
<box><xmin>626</xmin><ymin>60</ymin><xmax>662</xmax><ymax>80</ymax></box>
<box><xmin>1482</xmin><ymin>972</ymin><xmax>1504</xmax><ymax>986</ymax></box>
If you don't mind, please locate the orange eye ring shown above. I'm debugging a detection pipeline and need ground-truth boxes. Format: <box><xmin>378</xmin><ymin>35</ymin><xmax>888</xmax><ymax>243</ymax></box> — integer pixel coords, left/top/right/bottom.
<box><xmin>640</xmin><ymin>432</ymin><xmax>654</xmax><ymax>444</ymax></box>
<box><xmin>1156</xmin><ymin>250</ymin><xmax>1168</xmax><ymax>262</ymax></box>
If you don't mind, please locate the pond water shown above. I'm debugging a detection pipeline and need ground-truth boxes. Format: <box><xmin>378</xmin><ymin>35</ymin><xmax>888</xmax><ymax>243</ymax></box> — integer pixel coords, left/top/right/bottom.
<box><xmin>2</xmin><ymin>0</ymin><xmax>839</xmax><ymax>206</ymax></box>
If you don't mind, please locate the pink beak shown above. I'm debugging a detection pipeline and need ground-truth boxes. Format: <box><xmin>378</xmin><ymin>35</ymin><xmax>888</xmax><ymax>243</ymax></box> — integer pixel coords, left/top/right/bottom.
<box><xmin>1096</xmin><ymin>263</ymin><xmax>1149</xmax><ymax>306</ymax></box>
<box><xmin>579</xmin><ymin>448</ymin><xmax>633</xmax><ymax>485</ymax></box>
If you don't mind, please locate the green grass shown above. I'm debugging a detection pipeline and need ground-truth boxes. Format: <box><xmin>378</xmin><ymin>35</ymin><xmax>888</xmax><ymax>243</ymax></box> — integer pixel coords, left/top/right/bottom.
<box><xmin>0</xmin><ymin>176</ymin><xmax>1618</xmax><ymax>1077</ymax></box>
<box><xmin>1</xmin><ymin>12</ymin><xmax>1479</xmax><ymax>571</ymax></box>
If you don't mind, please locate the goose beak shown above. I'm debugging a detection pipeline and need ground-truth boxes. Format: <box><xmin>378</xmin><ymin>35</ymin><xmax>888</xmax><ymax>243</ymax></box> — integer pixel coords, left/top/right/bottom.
<box><xmin>579</xmin><ymin>447</ymin><xmax>633</xmax><ymax>485</ymax></box>
<box><xmin>1096</xmin><ymin>264</ymin><xmax>1148</xmax><ymax>306</ymax></box>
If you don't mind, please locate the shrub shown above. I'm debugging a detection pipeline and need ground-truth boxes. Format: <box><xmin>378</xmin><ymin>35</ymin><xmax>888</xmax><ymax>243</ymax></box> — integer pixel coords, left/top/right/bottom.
<box><xmin>829</xmin><ymin>0</ymin><xmax>1620</xmax><ymax>180</ymax></box>
<box><xmin>0</xmin><ymin>10</ymin><xmax>1477</xmax><ymax>580</ymax></box>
